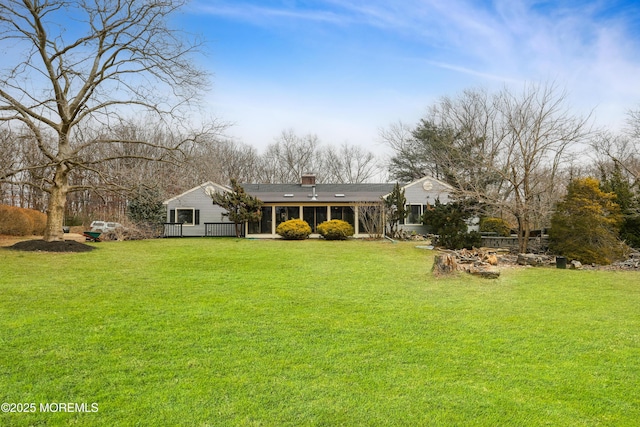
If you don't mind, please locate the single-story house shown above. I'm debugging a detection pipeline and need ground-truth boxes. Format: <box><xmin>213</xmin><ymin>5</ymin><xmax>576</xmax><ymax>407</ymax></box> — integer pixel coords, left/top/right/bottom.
<box><xmin>162</xmin><ymin>175</ymin><xmax>454</xmax><ymax>238</ymax></box>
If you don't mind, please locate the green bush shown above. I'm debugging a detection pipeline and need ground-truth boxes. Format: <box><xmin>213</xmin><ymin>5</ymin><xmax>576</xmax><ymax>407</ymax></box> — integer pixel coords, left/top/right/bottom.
<box><xmin>549</xmin><ymin>177</ymin><xmax>626</xmax><ymax>265</ymax></box>
<box><xmin>480</xmin><ymin>217</ymin><xmax>511</xmax><ymax>237</ymax></box>
<box><xmin>127</xmin><ymin>187</ymin><xmax>165</xmax><ymax>225</ymax></box>
<box><xmin>620</xmin><ymin>214</ymin><xmax>640</xmax><ymax>249</ymax></box>
<box><xmin>276</xmin><ymin>219</ymin><xmax>312</xmax><ymax>240</ymax></box>
<box><xmin>317</xmin><ymin>220</ymin><xmax>354</xmax><ymax>240</ymax></box>
<box><xmin>64</xmin><ymin>215</ymin><xmax>85</xmax><ymax>226</ymax></box>
<box><xmin>422</xmin><ymin>200</ymin><xmax>481</xmax><ymax>249</ymax></box>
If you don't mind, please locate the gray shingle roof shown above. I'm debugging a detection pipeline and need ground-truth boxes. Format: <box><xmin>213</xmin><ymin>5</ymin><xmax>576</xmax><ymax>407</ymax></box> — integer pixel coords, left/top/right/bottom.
<box><xmin>242</xmin><ymin>183</ymin><xmax>396</xmax><ymax>203</ymax></box>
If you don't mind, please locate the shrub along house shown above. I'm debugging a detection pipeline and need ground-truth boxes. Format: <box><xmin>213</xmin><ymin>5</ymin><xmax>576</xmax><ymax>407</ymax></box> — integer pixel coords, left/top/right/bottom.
<box><xmin>163</xmin><ymin>175</ymin><xmax>454</xmax><ymax>238</ymax></box>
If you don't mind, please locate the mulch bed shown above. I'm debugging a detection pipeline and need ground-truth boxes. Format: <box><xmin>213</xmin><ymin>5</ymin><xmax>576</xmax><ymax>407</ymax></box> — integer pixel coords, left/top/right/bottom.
<box><xmin>7</xmin><ymin>239</ymin><xmax>95</xmax><ymax>253</ymax></box>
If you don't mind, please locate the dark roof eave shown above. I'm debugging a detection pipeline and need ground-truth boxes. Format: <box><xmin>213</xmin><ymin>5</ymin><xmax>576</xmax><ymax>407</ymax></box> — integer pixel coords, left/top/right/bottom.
<box><xmin>256</xmin><ymin>197</ymin><xmax>385</xmax><ymax>203</ymax></box>
<box><xmin>242</xmin><ymin>183</ymin><xmax>395</xmax><ymax>203</ymax></box>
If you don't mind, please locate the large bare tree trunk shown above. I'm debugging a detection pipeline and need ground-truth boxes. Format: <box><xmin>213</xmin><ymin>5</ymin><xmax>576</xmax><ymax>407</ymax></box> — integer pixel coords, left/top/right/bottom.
<box><xmin>44</xmin><ymin>165</ymin><xmax>69</xmax><ymax>242</ymax></box>
<box><xmin>516</xmin><ymin>214</ymin><xmax>530</xmax><ymax>253</ymax></box>
<box><xmin>0</xmin><ymin>0</ymin><xmax>210</xmax><ymax>233</ymax></box>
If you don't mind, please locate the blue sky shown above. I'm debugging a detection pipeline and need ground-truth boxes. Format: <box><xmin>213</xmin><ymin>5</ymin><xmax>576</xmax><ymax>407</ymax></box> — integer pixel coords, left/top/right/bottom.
<box><xmin>181</xmin><ymin>0</ymin><xmax>640</xmax><ymax>154</ymax></box>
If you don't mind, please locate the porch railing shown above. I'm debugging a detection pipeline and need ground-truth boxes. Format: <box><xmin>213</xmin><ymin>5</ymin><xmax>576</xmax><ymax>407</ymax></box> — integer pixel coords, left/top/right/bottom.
<box><xmin>163</xmin><ymin>223</ymin><xmax>183</xmax><ymax>237</ymax></box>
<box><xmin>205</xmin><ymin>222</ymin><xmax>243</xmax><ymax>237</ymax></box>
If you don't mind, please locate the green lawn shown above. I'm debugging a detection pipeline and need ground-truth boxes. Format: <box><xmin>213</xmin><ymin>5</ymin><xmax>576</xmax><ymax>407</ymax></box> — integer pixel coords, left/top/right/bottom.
<box><xmin>1</xmin><ymin>238</ymin><xmax>639</xmax><ymax>426</ymax></box>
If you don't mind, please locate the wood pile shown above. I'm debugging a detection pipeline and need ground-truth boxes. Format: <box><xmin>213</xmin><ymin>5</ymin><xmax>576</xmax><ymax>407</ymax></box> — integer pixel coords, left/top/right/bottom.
<box><xmin>432</xmin><ymin>248</ymin><xmax>501</xmax><ymax>279</ymax></box>
<box><xmin>432</xmin><ymin>248</ymin><xmax>640</xmax><ymax>274</ymax></box>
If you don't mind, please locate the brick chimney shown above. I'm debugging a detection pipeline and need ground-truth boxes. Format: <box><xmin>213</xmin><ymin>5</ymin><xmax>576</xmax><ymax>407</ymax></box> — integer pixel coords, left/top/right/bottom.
<box><xmin>301</xmin><ymin>173</ymin><xmax>316</xmax><ymax>187</ymax></box>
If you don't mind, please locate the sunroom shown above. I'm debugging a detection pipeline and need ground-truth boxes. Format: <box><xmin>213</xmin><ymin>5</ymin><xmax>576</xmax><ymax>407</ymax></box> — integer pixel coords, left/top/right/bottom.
<box><xmin>242</xmin><ymin>178</ymin><xmax>394</xmax><ymax>238</ymax></box>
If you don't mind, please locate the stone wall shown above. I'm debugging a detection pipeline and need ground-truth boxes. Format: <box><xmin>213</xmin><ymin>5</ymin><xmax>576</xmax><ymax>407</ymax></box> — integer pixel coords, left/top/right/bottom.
<box><xmin>481</xmin><ymin>236</ymin><xmax>548</xmax><ymax>252</ymax></box>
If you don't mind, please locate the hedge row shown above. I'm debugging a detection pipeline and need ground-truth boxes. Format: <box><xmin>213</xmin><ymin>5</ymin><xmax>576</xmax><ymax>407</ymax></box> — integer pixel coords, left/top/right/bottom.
<box><xmin>0</xmin><ymin>205</ymin><xmax>47</xmax><ymax>236</ymax></box>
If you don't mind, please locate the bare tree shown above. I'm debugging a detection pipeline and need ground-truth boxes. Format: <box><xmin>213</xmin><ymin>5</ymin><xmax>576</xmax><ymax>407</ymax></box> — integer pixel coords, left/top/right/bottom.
<box><xmin>256</xmin><ymin>129</ymin><xmax>383</xmax><ymax>184</ymax></box>
<box><xmin>0</xmin><ymin>128</ymin><xmax>17</xmax><ymax>205</ymax></box>
<box><xmin>0</xmin><ymin>125</ymin><xmax>49</xmax><ymax>209</ymax></box>
<box><xmin>0</xmin><ymin>0</ymin><xmax>208</xmax><ymax>241</ymax></box>
<box><xmin>489</xmin><ymin>83</ymin><xmax>592</xmax><ymax>252</ymax></box>
<box><xmin>356</xmin><ymin>203</ymin><xmax>384</xmax><ymax>238</ymax></box>
<box><xmin>383</xmin><ymin>90</ymin><xmax>502</xmax><ymax>189</ymax></box>
<box><xmin>429</xmin><ymin>88</ymin><xmax>503</xmax><ymax>192</ymax></box>
<box><xmin>322</xmin><ymin>143</ymin><xmax>380</xmax><ymax>183</ymax></box>
<box><xmin>385</xmin><ymin>83</ymin><xmax>592</xmax><ymax>252</ymax></box>
<box><xmin>380</xmin><ymin>121</ymin><xmax>426</xmax><ymax>182</ymax></box>
<box><xmin>187</xmin><ymin>137</ymin><xmax>260</xmax><ymax>186</ymax></box>
<box><xmin>626</xmin><ymin>108</ymin><xmax>640</xmax><ymax>141</ymax></box>
<box><xmin>591</xmin><ymin>121</ymin><xmax>640</xmax><ymax>186</ymax></box>
<box><xmin>258</xmin><ymin>129</ymin><xmax>323</xmax><ymax>183</ymax></box>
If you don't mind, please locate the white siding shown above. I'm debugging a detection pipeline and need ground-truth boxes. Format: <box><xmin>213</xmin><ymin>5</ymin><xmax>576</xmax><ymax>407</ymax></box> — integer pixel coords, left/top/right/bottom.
<box><xmin>403</xmin><ymin>177</ymin><xmax>453</xmax><ymax>206</ymax></box>
<box><xmin>399</xmin><ymin>177</ymin><xmax>454</xmax><ymax>235</ymax></box>
<box><xmin>165</xmin><ymin>183</ymin><xmax>232</xmax><ymax>237</ymax></box>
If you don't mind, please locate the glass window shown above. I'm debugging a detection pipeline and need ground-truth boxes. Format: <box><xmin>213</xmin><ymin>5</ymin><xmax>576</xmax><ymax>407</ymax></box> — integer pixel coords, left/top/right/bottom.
<box><xmin>331</xmin><ymin>206</ymin><xmax>355</xmax><ymax>227</ymax></box>
<box><xmin>406</xmin><ymin>205</ymin><xmax>422</xmax><ymax>224</ymax></box>
<box><xmin>275</xmin><ymin>206</ymin><xmax>300</xmax><ymax>227</ymax></box>
<box><xmin>304</xmin><ymin>206</ymin><xmax>328</xmax><ymax>233</ymax></box>
<box><xmin>176</xmin><ymin>208</ymin><xmax>194</xmax><ymax>226</ymax></box>
<box><xmin>249</xmin><ymin>206</ymin><xmax>272</xmax><ymax>234</ymax></box>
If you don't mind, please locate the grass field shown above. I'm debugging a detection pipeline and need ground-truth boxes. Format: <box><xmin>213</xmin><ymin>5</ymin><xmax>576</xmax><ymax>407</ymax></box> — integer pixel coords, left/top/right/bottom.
<box><xmin>1</xmin><ymin>238</ymin><xmax>639</xmax><ymax>426</ymax></box>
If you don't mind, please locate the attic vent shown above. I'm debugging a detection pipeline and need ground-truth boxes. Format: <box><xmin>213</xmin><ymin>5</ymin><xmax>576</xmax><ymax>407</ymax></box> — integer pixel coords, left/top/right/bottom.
<box><xmin>334</xmin><ymin>194</ymin><xmax>345</xmax><ymax>197</ymax></box>
<box><xmin>284</xmin><ymin>194</ymin><xmax>294</xmax><ymax>197</ymax></box>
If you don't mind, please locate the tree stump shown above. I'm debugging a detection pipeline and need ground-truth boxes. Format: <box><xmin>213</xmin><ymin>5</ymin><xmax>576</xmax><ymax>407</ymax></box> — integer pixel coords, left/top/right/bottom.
<box><xmin>432</xmin><ymin>253</ymin><xmax>458</xmax><ymax>275</ymax></box>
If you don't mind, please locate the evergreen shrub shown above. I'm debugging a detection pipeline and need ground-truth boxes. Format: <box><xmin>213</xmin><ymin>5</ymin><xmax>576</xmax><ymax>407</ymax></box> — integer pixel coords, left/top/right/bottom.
<box><xmin>317</xmin><ymin>220</ymin><xmax>354</xmax><ymax>240</ymax></box>
<box><xmin>276</xmin><ymin>219</ymin><xmax>312</xmax><ymax>240</ymax></box>
<box><xmin>422</xmin><ymin>200</ymin><xmax>481</xmax><ymax>249</ymax></box>
<box><xmin>127</xmin><ymin>187</ymin><xmax>165</xmax><ymax>225</ymax></box>
<box><xmin>549</xmin><ymin>177</ymin><xmax>626</xmax><ymax>264</ymax></box>
<box><xmin>480</xmin><ymin>217</ymin><xmax>511</xmax><ymax>236</ymax></box>
<box><xmin>64</xmin><ymin>215</ymin><xmax>85</xmax><ymax>226</ymax></box>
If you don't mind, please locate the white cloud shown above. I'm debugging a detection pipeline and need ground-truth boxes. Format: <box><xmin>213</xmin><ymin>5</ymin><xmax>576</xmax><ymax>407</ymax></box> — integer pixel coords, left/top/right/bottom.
<box><xmin>193</xmin><ymin>1</ymin><xmax>351</xmax><ymax>26</ymax></box>
<box><xmin>197</xmin><ymin>0</ymin><xmax>640</xmax><ymax>146</ymax></box>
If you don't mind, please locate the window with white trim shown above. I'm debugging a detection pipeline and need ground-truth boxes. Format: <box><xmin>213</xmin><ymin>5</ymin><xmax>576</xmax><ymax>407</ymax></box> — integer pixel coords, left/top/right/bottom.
<box><xmin>175</xmin><ymin>208</ymin><xmax>199</xmax><ymax>226</ymax></box>
<box><xmin>405</xmin><ymin>204</ymin><xmax>423</xmax><ymax>225</ymax></box>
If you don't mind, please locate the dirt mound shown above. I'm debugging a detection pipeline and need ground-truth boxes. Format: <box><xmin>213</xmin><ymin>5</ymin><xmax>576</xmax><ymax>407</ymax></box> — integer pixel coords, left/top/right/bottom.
<box><xmin>7</xmin><ymin>239</ymin><xmax>96</xmax><ymax>252</ymax></box>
